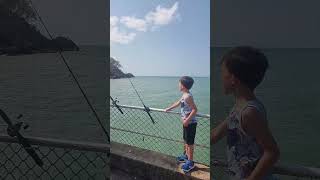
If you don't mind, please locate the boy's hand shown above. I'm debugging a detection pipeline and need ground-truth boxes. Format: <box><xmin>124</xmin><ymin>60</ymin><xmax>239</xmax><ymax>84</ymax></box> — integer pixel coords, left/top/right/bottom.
<box><xmin>183</xmin><ymin>118</ymin><xmax>189</xmax><ymax>127</ymax></box>
<box><xmin>164</xmin><ymin>108</ymin><xmax>170</xmax><ymax>112</ymax></box>
<box><xmin>211</xmin><ymin>120</ymin><xmax>227</xmax><ymax>144</ymax></box>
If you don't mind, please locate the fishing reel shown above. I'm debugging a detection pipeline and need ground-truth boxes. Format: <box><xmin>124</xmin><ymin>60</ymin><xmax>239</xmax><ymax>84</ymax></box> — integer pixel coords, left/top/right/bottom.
<box><xmin>110</xmin><ymin>96</ymin><xmax>124</xmax><ymax>114</ymax></box>
<box><xmin>143</xmin><ymin>106</ymin><xmax>151</xmax><ymax>113</ymax></box>
<box><xmin>7</xmin><ymin>114</ymin><xmax>29</xmax><ymax>137</ymax></box>
<box><xmin>0</xmin><ymin>109</ymin><xmax>43</xmax><ymax>167</ymax></box>
<box><xmin>143</xmin><ymin>105</ymin><xmax>155</xmax><ymax>124</ymax></box>
<box><xmin>111</xmin><ymin>97</ymin><xmax>120</xmax><ymax>105</ymax></box>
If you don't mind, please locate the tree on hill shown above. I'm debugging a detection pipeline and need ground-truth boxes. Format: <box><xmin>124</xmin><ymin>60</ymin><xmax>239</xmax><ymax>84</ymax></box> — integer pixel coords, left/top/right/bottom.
<box><xmin>0</xmin><ymin>0</ymin><xmax>79</xmax><ymax>55</ymax></box>
<box><xmin>110</xmin><ymin>57</ymin><xmax>122</xmax><ymax>69</ymax></box>
<box><xmin>110</xmin><ymin>57</ymin><xmax>134</xmax><ymax>79</ymax></box>
<box><xmin>0</xmin><ymin>0</ymin><xmax>37</xmax><ymax>21</ymax></box>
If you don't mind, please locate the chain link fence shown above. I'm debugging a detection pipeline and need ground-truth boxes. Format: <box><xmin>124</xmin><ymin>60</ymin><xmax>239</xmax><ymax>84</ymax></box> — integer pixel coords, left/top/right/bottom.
<box><xmin>0</xmin><ymin>135</ymin><xmax>109</xmax><ymax>180</ymax></box>
<box><xmin>110</xmin><ymin>104</ymin><xmax>210</xmax><ymax>166</ymax></box>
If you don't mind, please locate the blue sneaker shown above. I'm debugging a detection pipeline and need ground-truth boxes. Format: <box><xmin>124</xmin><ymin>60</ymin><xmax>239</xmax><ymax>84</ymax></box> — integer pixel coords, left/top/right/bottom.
<box><xmin>182</xmin><ymin>160</ymin><xmax>195</xmax><ymax>172</ymax></box>
<box><xmin>176</xmin><ymin>154</ymin><xmax>188</xmax><ymax>163</ymax></box>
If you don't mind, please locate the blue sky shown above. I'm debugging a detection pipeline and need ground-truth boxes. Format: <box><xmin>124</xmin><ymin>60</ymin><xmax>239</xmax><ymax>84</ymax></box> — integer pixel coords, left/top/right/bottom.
<box><xmin>110</xmin><ymin>0</ymin><xmax>210</xmax><ymax>77</ymax></box>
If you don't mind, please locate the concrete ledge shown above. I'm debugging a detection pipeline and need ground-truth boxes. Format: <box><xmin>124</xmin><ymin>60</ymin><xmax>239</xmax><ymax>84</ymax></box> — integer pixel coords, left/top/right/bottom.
<box><xmin>111</xmin><ymin>142</ymin><xmax>210</xmax><ymax>180</ymax></box>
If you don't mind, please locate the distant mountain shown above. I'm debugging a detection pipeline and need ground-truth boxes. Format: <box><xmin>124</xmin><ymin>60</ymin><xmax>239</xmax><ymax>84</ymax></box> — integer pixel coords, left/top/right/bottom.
<box><xmin>110</xmin><ymin>57</ymin><xmax>134</xmax><ymax>79</ymax></box>
<box><xmin>0</xmin><ymin>11</ymin><xmax>79</xmax><ymax>56</ymax></box>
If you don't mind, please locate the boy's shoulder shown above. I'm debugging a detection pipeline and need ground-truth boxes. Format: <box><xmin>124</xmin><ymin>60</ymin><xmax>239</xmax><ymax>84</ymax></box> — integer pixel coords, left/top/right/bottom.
<box><xmin>242</xmin><ymin>107</ymin><xmax>261</xmax><ymax>120</ymax></box>
<box><xmin>240</xmin><ymin>107</ymin><xmax>267</xmax><ymax>135</ymax></box>
<box><xmin>241</xmin><ymin>100</ymin><xmax>267</xmax><ymax>130</ymax></box>
<box><xmin>183</xmin><ymin>92</ymin><xmax>193</xmax><ymax>99</ymax></box>
<box><xmin>246</xmin><ymin>99</ymin><xmax>266</xmax><ymax>115</ymax></box>
<box><xmin>184</xmin><ymin>93</ymin><xmax>197</xmax><ymax>106</ymax></box>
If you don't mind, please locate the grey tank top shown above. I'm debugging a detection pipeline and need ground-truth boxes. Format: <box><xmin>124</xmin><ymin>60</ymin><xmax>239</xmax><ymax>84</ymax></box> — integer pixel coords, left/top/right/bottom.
<box><xmin>180</xmin><ymin>92</ymin><xmax>197</xmax><ymax>124</ymax></box>
<box><xmin>226</xmin><ymin>99</ymin><xmax>276</xmax><ymax>180</ymax></box>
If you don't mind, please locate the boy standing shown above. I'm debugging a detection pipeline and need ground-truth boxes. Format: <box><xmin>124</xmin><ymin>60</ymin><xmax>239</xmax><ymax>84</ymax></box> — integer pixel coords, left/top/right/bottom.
<box><xmin>211</xmin><ymin>46</ymin><xmax>280</xmax><ymax>180</ymax></box>
<box><xmin>165</xmin><ymin>76</ymin><xmax>198</xmax><ymax>172</ymax></box>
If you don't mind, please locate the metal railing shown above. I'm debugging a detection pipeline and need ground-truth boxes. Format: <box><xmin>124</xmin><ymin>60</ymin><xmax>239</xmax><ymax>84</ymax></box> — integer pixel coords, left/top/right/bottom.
<box><xmin>111</xmin><ymin>104</ymin><xmax>320</xmax><ymax>179</ymax></box>
<box><xmin>0</xmin><ymin>135</ymin><xmax>109</xmax><ymax>180</ymax></box>
<box><xmin>110</xmin><ymin>104</ymin><xmax>210</xmax><ymax>165</ymax></box>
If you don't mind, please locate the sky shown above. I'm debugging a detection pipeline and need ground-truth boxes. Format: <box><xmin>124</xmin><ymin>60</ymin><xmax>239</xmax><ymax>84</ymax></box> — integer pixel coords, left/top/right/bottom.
<box><xmin>30</xmin><ymin>0</ymin><xmax>108</xmax><ymax>45</ymax></box>
<box><xmin>212</xmin><ymin>0</ymin><xmax>320</xmax><ymax>48</ymax></box>
<box><xmin>110</xmin><ymin>0</ymin><xmax>210</xmax><ymax>77</ymax></box>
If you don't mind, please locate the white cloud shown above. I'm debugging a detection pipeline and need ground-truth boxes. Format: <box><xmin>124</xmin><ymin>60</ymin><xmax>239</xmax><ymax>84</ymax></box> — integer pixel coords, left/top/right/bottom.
<box><xmin>110</xmin><ymin>2</ymin><xmax>179</xmax><ymax>45</ymax></box>
<box><xmin>110</xmin><ymin>16</ymin><xmax>119</xmax><ymax>27</ymax></box>
<box><xmin>145</xmin><ymin>2</ymin><xmax>179</xmax><ymax>26</ymax></box>
<box><xmin>110</xmin><ymin>16</ymin><xmax>136</xmax><ymax>44</ymax></box>
<box><xmin>120</xmin><ymin>16</ymin><xmax>147</xmax><ymax>32</ymax></box>
<box><xmin>110</xmin><ymin>26</ymin><xmax>136</xmax><ymax>44</ymax></box>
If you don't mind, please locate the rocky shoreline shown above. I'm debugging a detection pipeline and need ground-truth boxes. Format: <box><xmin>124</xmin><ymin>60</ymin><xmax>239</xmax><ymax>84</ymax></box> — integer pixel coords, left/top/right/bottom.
<box><xmin>0</xmin><ymin>13</ymin><xmax>79</xmax><ymax>56</ymax></box>
<box><xmin>110</xmin><ymin>57</ymin><xmax>134</xmax><ymax>79</ymax></box>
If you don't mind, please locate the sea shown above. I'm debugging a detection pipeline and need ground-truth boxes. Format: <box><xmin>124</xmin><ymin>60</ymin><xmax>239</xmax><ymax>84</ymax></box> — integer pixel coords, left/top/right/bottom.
<box><xmin>110</xmin><ymin>76</ymin><xmax>210</xmax><ymax>114</ymax></box>
<box><xmin>0</xmin><ymin>45</ymin><xmax>108</xmax><ymax>143</ymax></box>
<box><xmin>110</xmin><ymin>76</ymin><xmax>211</xmax><ymax>165</ymax></box>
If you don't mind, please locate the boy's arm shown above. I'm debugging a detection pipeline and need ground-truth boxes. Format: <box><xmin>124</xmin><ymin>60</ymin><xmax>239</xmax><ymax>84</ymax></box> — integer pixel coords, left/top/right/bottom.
<box><xmin>165</xmin><ymin>98</ymin><xmax>181</xmax><ymax>112</ymax></box>
<box><xmin>242</xmin><ymin>108</ymin><xmax>280</xmax><ymax>180</ymax></box>
<box><xmin>211</xmin><ymin>119</ymin><xmax>228</xmax><ymax>144</ymax></box>
<box><xmin>183</xmin><ymin>96</ymin><xmax>197</xmax><ymax>126</ymax></box>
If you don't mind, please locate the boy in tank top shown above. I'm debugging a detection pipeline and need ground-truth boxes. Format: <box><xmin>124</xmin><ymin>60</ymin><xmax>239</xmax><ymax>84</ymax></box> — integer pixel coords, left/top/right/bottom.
<box><xmin>211</xmin><ymin>46</ymin><xmax>280</xmax><ymax>180</ymax></box>
<box><xmin>165</xmin><ymin>76</ymin><xmax>198</xmax><ymax>172</ymax></box>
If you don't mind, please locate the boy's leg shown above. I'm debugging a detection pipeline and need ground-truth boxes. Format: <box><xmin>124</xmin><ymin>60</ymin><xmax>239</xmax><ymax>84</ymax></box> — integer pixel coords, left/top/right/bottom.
<box><xmin>183</xmin><ymin>125</ymin><xmax>187</xmax><ymax>155</ymax></box>
<box><xmin>187</xmin><ymin>123</ymin><xmax>197</xmax><ymax>161</ymax></box>
<box><xmin>187</xmin><ymin>145</ymin><xmax>194</xmax><ymax>161</ymax></box>
<box><xmin>177</xmin><ymin>126</ymin><xmax>188</xmax><ymax>163</ymax></box>
<box><xmin>185</xmin><ymin>144</ymin><xmax>189</xmax><ymax>160</ymax></box>
<box><xmin>185</xmin><ymin>144</ymin><xmax>187</xmax><ymax>153</ymax></box>
<box><xmin>182</xmin><ymin>123</ymin><xmax>197</xmax><ymax>172</ymax></box>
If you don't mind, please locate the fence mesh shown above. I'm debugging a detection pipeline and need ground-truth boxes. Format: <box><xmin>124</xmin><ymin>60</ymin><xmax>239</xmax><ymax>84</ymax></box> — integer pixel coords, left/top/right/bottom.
<box><xmin>110</xmin><ymin>104</ymin><xmax>210</xmax><ymax>165</ymax></box>
<box><xmin>0</xmin><ymin>137</ymin><xmax>108</xmax><ymax>180</ymax></box>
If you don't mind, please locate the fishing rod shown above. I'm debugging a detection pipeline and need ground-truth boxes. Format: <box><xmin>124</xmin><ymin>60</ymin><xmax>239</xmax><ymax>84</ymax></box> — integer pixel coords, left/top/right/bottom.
<box><xmin>110</xmin><ymin>96</ymin><xmax>123</xmax><ymax>114</ymax></box>
<box><xmin>128</xmin><ymin>78</ymin><xmax>155</xmax><ymax>124</ymax></box>
<box><xmin>0</xmin><ymin>109</ymin><xmax>43</xmax><ymax>167</ymax></box>
<box><xmin>28</xmin><ymin>0</ymin><xmax>110</xmax><ymax>143</ymax></box>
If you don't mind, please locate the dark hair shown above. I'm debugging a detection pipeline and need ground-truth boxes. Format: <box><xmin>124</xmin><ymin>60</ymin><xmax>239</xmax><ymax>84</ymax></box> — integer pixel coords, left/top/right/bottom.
<box><xmin>179</xmin><ymin>76</ymin><xmax>194</xmax><ymax>90</ymax></box>
<box><xmin>220</xmin><ymin>46</ymin><xmax>269</xmax><ymax>90</ymax></box>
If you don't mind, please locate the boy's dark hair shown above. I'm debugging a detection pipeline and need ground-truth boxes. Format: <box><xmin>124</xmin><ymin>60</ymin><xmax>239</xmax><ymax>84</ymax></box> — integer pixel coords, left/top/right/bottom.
<box><xmin>220</xmin><ymin>46</ymin><xmax>269</xmax><ymax>90</ymax></box>
<box><xmin>179</xmin><ymin>76</ymin><xmax>194</xmax><ymax>90</ymax></box>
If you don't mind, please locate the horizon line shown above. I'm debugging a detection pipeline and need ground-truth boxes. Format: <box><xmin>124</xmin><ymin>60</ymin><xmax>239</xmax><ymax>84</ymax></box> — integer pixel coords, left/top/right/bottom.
<box><xmin>129</xmin><ymin>75</ymin><xmax>210</xmax><ymax>78</ymax></box>
<box><xmin>78</xmin><ymin>44</ymin><xmax>320</xmax><ymax>49</ymax></box>
<box><xmin>212</xmin><ymin>46</ymin><xmax>320</xmax><ymax>49</ymax></box>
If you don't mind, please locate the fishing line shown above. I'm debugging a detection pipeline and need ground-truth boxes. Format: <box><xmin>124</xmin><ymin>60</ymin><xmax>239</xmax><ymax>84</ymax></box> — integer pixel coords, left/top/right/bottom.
<box><xmin>28</xmin><ymin>0</ymin><xmax>110</xmax><ymax>142</ymax></box>
<box><xmin>128</xmin><ymin>78</ymin><xmax>155</xmax><ymax>124</ymax></box>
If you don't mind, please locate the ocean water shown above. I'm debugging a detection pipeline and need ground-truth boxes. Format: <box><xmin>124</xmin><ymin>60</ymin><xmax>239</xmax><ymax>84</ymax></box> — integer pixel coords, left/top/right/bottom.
<box><xmin>212</xmin><ymin>47</ymin><xmax>320</xmax><ymax>168</ymax></box>
<box><xmin>110</xmin><ymin>76</ymin><xmax>211</xmax><ymax>164</ymax></box>
<box><xmin>0</xmin><ymin>46</ymin><xmax>108</xmax><ymax>143</ymax></box>
<box><xmin>0</xmin><ymin>46</ymin><xmax>108</xmax><ymax>179</ymax></box>
<box><xmin>111</xmin><ymin>76</ymin><xmax>210</xmax><ymax>114</ymax></box>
